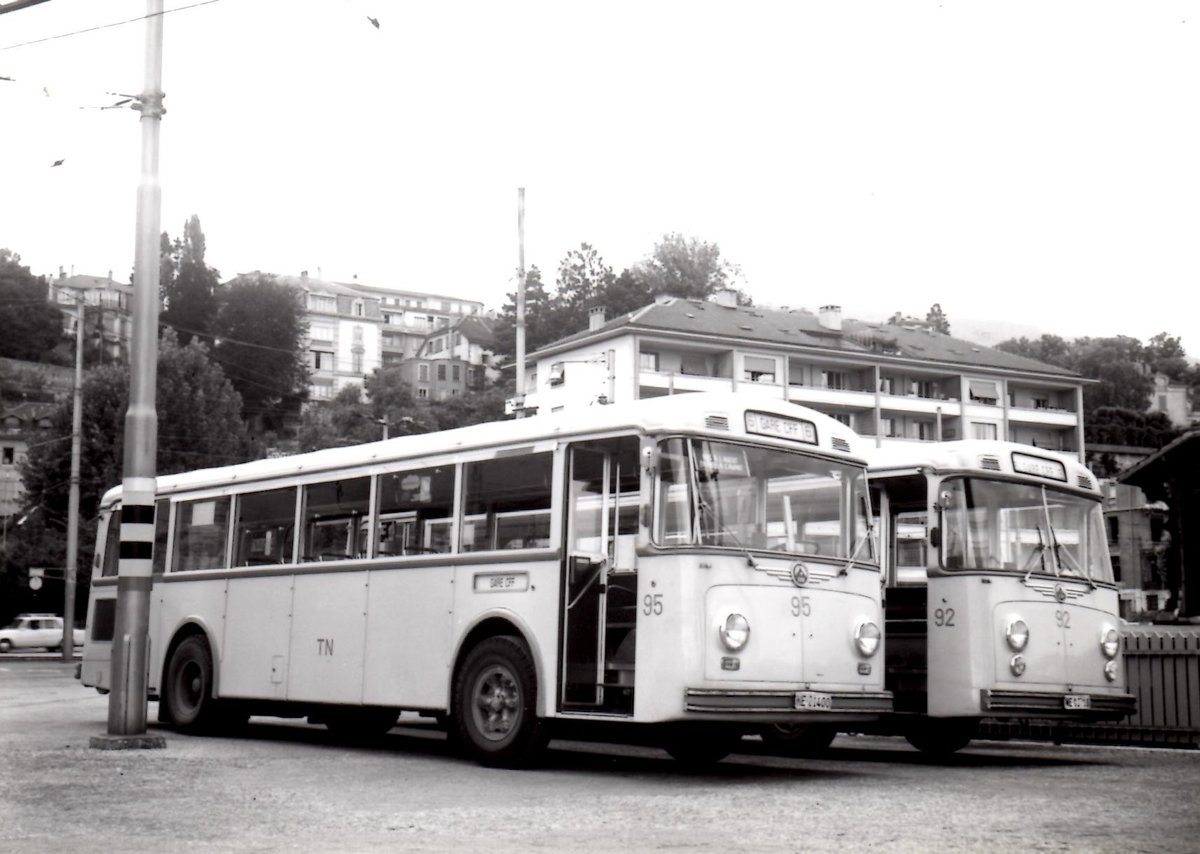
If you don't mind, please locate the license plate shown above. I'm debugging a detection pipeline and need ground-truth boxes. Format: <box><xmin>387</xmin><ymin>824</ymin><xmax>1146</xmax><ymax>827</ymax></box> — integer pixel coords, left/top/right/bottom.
<box><xmin>794</xmin><ymin>691</ymin><xmax>833</xmax><ymax>711</ymax></box>
<box><xmin>1064</xmin><ymin>694</ymin><xmax>1091</xmax><ymax>710</ymax></box>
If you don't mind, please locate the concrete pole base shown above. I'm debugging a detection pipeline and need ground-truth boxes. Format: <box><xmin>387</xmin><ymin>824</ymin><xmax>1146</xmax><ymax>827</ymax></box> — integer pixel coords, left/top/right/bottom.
<box><xmin>89</xmin><ymin>733</ymin><xmax>168</xmax><ymax>750</ymax></box>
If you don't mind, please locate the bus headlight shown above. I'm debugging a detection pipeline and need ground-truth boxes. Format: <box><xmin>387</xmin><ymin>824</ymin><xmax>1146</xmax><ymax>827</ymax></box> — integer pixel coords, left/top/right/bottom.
<box><xmin>1104</xmin><ymin>659</ymin><xmax>1119</xmax><ymax>682</ymax></box>
<box><xmin>1006</xmin><ymin>619</ymin><xmax>1029</xmax><ymax>652</ymax></box>
<box><xmin>718</xmin><ymin>613</ymin><xmax>751</xmax><ymax>652</ymax></box>
<box><xmin>854</xmin><ymin>621</ymin><xmax>881</xmax><ymax>658</ymax></box>
<box><xmin>1010</xmin><ymin>655</ymin><xmax>1026</xmax><ymax>677</ymax></box>
<box><xmin>1100</xmin><ymin>626</ymin><xmax>1120</xmax><ymax>660</ymax></box>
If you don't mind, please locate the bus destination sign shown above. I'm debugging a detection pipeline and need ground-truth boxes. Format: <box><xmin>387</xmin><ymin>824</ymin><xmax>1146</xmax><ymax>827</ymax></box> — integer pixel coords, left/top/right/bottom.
<box><xmin>1011</xmin><ymin>452</ymin><xmax>1068</xmax><ymax>482</ymax></box>
<box><xmin>745</xmin><ymin>411</ymin><xmax>818</xmax><ymax>445</ymax></box>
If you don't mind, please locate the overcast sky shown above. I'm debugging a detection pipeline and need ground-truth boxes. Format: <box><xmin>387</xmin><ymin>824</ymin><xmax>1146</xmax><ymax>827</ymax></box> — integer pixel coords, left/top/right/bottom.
<box><xmin>2</xmin><ymin>1</ymin><xmax>1198</xmax><ymax>352</ymax></box>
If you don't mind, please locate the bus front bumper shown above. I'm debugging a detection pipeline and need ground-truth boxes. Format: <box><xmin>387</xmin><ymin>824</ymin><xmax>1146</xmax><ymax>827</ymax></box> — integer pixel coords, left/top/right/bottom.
<box><xmin>685</xmin><ymin>688</ymin><xmax>893</xmax><ymax>716</ymax></box>
<box><xmin>981</xmin><ymin>689</ymin><xmax>1136</xmax><ymax>720</ymax></box>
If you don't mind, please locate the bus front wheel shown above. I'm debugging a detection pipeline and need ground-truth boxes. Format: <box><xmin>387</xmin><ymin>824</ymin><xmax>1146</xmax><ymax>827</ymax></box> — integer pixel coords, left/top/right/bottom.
<box><xmin>905</xmin><ymin>718</ymin><xmax>979</xmax><ymax>756</ymax></box>
<box><xmin>164</xmin><ymin>636</ymin><xmax>220</xmax><ymax>732</ymax></box>
<box><xmin>761</xmin><ymin>723</ymin><xmax>837</xmax><ymax>757</ymax></box>
<box><xmin>453</xmin><ymin>636</ymin><xmax>546</xmax><ymax>768</ymax></box>
<box><xmin>663</xmin><ymin>724</ymin><xmax>742</xmax><ymax>767</ymax></box>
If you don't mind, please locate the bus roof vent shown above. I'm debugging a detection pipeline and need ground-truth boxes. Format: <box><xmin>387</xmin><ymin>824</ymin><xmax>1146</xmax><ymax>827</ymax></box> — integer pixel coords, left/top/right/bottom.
<box><xmin>979</xmin><ymin>455</ymin><xmax>1002</xmax><ymax>471</ymax></box>
<box><xmin>831</xmin><ymin>437</ymin><xmax>851</xmax><ymax>452</ymax></box>
<box><xmin>1077</xmin><ymin>475</ymin><xmax>1094</xmax><ymax>490</ymax></box>
<box><xmin>705</xmin><ymin>414</ymin><xmax>730</xmax><ymax>431</ymax></box>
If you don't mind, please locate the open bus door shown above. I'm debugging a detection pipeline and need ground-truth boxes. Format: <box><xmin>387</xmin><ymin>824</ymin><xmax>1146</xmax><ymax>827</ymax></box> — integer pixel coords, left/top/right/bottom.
<box><xmin>561</xmin><ymin>438</ymin><xmax>640</xmax><ymax>714</ymax></box>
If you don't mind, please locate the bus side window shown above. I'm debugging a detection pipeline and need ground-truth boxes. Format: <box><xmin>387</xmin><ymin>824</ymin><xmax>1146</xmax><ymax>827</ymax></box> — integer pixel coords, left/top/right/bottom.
<box><xmin>301</xmin><ymin>477</ymin><xmax>370</xmax><ymax>562</ymax></box>
<box><xmin>173</xmin><ymin>496</ymin><xmax>231</xmax><ymax>571</ymax></box>
<box><xmin>101</xmin><ymin>509</ymin><xmax>122</xmax><ymax>577</ymax></box>
<box><xmin>234</xmin><ymin>487</ymin><xmax>297</xmax><ymax>566</ymax></box>
<box><xmin>461</xmin><ymin>452</ymin><xmax>553</xmax><ymax>552</ymax></box>
<box><xmin>376</xmin><ymin>465</ymin><xmax>456</xmax><ymax>556</ymax></box>
<box><xmin>152</xmin><ymin>498</ymin><xmax>170</xmax><ymax>574</ymax></box>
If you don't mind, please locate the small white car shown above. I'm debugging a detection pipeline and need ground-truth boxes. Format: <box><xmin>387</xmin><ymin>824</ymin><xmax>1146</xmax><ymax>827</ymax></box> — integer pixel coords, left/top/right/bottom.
<box><xmin>0</xmin><ymin>614</ymin><xmax>84</xmax><ymax>653</ymax></box>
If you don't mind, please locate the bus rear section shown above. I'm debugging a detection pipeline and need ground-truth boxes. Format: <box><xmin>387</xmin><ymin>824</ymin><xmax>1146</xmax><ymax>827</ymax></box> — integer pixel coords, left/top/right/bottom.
<box><xmin>872</xmin><ymin>442</ymin><xmax>1135</xmax><ymax>754</ymax></box>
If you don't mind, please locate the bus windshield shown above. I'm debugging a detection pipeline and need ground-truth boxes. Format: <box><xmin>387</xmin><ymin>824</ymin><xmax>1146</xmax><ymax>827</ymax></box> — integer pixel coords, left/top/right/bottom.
<box><xmin>654</xmin><ymin>437</ymin><xmax>876</xmax><ymax>564</ymax></box>
<box><xmin>940</xmin><ymin>478</ymin><xmax>1113</xmax><ymax>583</ymax></box>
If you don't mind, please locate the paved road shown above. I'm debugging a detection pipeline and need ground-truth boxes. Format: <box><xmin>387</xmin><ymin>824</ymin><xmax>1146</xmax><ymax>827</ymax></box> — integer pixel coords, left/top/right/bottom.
<box><xmin>1</xmin><ymin>660</ymin><xmax>1196</xmax><ymax>853</ymax></box>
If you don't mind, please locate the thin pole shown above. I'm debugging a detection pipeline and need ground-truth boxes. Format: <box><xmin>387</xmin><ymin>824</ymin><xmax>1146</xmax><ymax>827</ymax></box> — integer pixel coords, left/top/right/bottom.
<box><xmin>515</xmin><ymin>188</ymin><xmax>526</xmax><ymax>405</ymax></box>
<box><xmin>106</xmin><ymin>0</ymin><xmax>164</xmax><ymax>737</ymax></box>
<box><xmin>62</xmin><ymin>293</ymin><xmax>84</xmax><ymax>660</ymax></box>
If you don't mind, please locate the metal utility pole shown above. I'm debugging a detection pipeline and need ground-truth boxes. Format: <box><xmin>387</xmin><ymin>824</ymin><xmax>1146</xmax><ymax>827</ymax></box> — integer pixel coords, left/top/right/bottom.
<box><xmin>515</xmin><ymin>188</ymin><xmax>527</xmax><ymax>409</ymax></box>
<box><xmin>92</xmin><ymin>0</ymin><xmax>166</xmax><ymax>750</ymax></box>
<box><xmin>62</xmin><ymin>293</ymin><xmax>84</xmax><ymax>660</ymax></box>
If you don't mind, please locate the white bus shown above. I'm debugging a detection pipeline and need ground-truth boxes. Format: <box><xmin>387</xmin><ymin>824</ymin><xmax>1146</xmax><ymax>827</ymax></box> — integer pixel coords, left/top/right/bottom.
<box><xmin>82</xmin><ymin>392</ymin><xmax>890</xmax><ymax>767</ymax></box>
<box><xmin>863</xmin><ymin>440</ymin><xmax>1135</xmax><ymax>754</ymax></box>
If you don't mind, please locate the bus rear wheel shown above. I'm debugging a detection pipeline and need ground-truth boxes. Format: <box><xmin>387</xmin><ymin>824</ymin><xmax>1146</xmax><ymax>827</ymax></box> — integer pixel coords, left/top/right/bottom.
<box><xmin>663</xmin><ymin>724</ymin><xmax>742</xmax><ymax>767</ymax></box>
<box><xmin>453</xmin><ymin>636</ymin><xmax>546</xmax><ymax>768</ymax></box>
<box><xmin>761</xmin><ymin>723</ymin><xmax>837</xmax><ymax>757</ymax></box>
<box><xmin>905</xmin><ymin>718</ymin><xmax>979</xmax><ymax>756</ymax></box>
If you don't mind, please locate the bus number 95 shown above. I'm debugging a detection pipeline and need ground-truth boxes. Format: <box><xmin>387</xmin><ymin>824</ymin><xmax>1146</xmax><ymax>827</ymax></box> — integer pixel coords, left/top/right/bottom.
<box><xmin>791</xmin><ymin>596</ymin><xmax>812</xmax><ymax>618</ymax></box>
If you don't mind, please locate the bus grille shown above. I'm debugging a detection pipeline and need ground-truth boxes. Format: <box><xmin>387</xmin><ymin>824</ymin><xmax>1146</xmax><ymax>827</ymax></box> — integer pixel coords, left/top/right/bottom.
<box><xmin>979</xmin><ymin>456</ymin><xmax>1002</xmax><ymax>471</ymax></box>
<box><xmin>705</xmin><ymin>415</ymin><xmax>730</xmax><ymax>431</ymax></box>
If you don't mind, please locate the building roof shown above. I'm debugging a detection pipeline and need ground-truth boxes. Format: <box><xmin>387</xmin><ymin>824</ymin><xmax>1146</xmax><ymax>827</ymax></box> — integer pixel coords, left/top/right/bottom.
<box><xmin>455</xmin><ymin>316</ymin><xmax>496</xmax><ymax>347</ymax></box>
<box><xmin>1118</xmin><ymin>429</ymin><xmax>1200</xmax><ymax>497</ymax></box>
<box><xmin>536</xmin><ymin>298</ymin><xmax>1081</xmax><ymax>380</ymax></box>
<box><xmin>347</xmin><ymin>282</ymin><xmax>485</xmax><ymax>307</ymax></box>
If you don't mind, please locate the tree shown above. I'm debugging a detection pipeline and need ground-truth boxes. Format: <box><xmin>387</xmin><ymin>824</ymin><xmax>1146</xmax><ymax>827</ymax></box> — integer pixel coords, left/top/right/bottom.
<box><xmin>925</xmin><ymin>303</ymin><xmax>951</xmax><ymax>335</ymax></box>
<box><xmin>553</xmin><ymin>243</ymin><xmax>615</xmax><ymax>333</ymax></box>
<box><xmin>995</xmin><ymin>334</ymin><xmax>1074</xmax><ymax>368</ymax></box>
<box><xmin>211</xmin><ymin>274</ymin><xmax>309</xmax><ymax>432</ymax></box>
<box><xmin>1145</xmin><ymin>332</ymin><xmax>1191</xmax><ymax>382</ymax></box>
<box><xmin>17</xmin><ymin>330</ymin><xmax>252</xmax><ymax>610</ymax></box>
<box><xmin>0</xmin><ymin>249</ymin><xmax>64</xmax><ymax>362</ymax></box>
<box><xmin>1073</xmin><ymin>336</ymin><xmax>1153</xmax><ymax>413</ymax></box>
<box><xmin>494</xmin><ymin>266</ymin><xmax>555</xmax><ymax>359</ymax></box>
<box><xmin>160</xmin><ymin>216</ymin><xmax>221</xmax><ymax>345</ymax></box>
<box><xmin>630</xmin><ymin>233</ymin><xmax>736</xmax><ymax>301</ymax></box>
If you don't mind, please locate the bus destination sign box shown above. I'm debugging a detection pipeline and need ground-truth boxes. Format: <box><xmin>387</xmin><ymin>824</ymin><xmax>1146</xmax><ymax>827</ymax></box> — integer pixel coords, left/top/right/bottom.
<box><xmin>1010</xmin><ymin>452</ymin><xmax>1068</xmax><ymax>482</ymax></box>
<box><xmin>745</xmin><ymin>411</ymin><xmax>818</xmax><ymax>445</ymax></box>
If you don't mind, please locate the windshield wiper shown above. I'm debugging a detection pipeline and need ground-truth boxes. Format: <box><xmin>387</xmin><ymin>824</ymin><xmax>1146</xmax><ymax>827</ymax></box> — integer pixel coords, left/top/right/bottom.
<box><xmin>1022</xmin><ymin>524</ymin><xmax>1048</xmax><ymax>585</ymax></box>
<box><xmin>696</xmin><ymin>492</ymin><xmax>759</xmax><ymax>569</ymax></box>
<box><xmin>1046</xmin><ymin>520</ymin><xmax>1095</xmax><ymax>589</ymax></box>
<box><xmin>840</xmin><ymin>523</ymin><xmax>875</xmax><ymax>576</ymax></box>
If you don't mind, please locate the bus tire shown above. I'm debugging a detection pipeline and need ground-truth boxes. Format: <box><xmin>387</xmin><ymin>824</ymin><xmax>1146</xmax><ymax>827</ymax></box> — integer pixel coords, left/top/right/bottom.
<box><xmin>322</xmin><ymin>708</ymin><xmax>399</xmax><ymax>741</ymax></box>
<box><xmin>663</xmin><ymin>724</ymin><xmax>741</xmax><ymax>767</ymax></box>
<box><xmin>905</xmin><ymin>718</ymin><xmax>978</xmax><ymax>756</ymax></box>
<box><xmin>453</xmin><ymin>636</ymin><xmax>546</xmax><ymax>768</ymax></box>
<box><xmin>761</xmin><ymin>723</ymin><xmax>837</xmax><ymax>757</ymax></box>
<box><xmin>164</xmin><ymin>635</ymin><xmax>222</xmax><ymax>733</ymax></box>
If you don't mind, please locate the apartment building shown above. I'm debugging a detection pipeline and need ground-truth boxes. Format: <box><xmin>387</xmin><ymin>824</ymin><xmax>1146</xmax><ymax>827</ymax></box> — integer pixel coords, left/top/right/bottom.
<box><xmin>394</xmin><ymin>316</ymin><xmax>498</xmax><ymax>400</ymax></box>
<box><xmin>523</xmin><ymin>296</ymin><xmax>1087</xmax><ymax>458</ymax></box>
<box><xmin>48</xmin><ymin>270</ymin><xmax>132</xmax><ymax>363</ymax></box>
<box><xmin>351</xmin><ymin>284</ymin><xmax>486</xmax><ymax>367</ymax></box>
<box><xmin>278</xmin><ymin>272</ymin><xmax>384</xmax><ymax>401</ymax></box>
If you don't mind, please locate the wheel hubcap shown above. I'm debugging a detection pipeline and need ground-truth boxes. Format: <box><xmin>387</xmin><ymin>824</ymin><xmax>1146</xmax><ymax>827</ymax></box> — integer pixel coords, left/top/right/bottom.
<box><xmin>471</xmin><ymin>664</ymin><xmax>520</xmax><ymax>742</ymax></box>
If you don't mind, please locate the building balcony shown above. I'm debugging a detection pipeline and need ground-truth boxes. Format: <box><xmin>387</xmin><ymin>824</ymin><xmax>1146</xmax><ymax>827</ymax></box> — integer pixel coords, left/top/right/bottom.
<box><xmin>1007</xmin><ymin>406</ymin><xmax>1079</xmax><ymax>427</ymax></box>
<box><xmin>787</xmin><ymin>385</ymin><xmax>876</xmax><ymax>411</ymax></box>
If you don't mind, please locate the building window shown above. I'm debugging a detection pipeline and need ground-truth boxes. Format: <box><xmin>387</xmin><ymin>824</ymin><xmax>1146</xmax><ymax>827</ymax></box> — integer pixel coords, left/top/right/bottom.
<box><xmin>879</xmin><ymin>376</ymin><xmax>895</xmax><ymax>395</ymax></box>
<box><xmin>743</xmin><ymin>355</ymin><xmax>777</xmax><ymax>384</ymax></box>
<box><xmin>417</xmin><ymin>387</ymin><xmax>428</xmax><ymax>398</ymax></box>
<box><xmin>1</xmin><ymin>446</ymin><xmax>13</xmax><ymax>465</ymax></box>
<box><xmin>880</xmin><ymin>417</ymin><xmax>896</xmax><ymax>438</ymax></box>
<box><xmin>832</xmin><ymin>413</ymin><xmax>851</xmax><ymax>426</ymax></box>
<box><xmin>308</xmin><ymin>295</ymin><xmax>336</xmax><ymax>313</ymax></box>
<box><xmin>822</xmin><ymin>370</ymin><xmax>848</xmax><ymax>390</ymax></box>
<box><xmin>1034</xmin><ymin>397</ymin><xmax>1050</xmax><ymax>410</ymax></box>
<box><xmin>310</xmin><ymin>323</ymin><xmax>334</xmax><ymax>340</ymax></box>
<box><xmin>352</xmin><ymin>351</ymin><xmax>363</xmax><ymax>374</ymax></box>
<box><xmin>437</xmin><ymin>364</ymin><xmax>446</xmax><ymax>381</ymax></box>
<box><xmin>968</xmin><ymin>380</ymin><xmax>999</xmax><ymax>405</ymax></box>
<box><xmin>418</xmin><ymin>364</ymin><xmax>429</xmax><ymax>382</ymax></box>
<box><xmin>971</xmin><ymin>422</ymin><xmax>998</xmax><ymax>440</ymax></box>
<box><xmin>640</xmin><ymin>351</ymin><xmax>660</xmax><ymax>371</ymax></box>
<box><xmin>680</xmin><ymin>354</ymin><xmax>707</xmax><ymax>376</ymax></box>
<box><xmin>353</xmin><ymin>300</ymin><xmax>364</xmax><ymax>317</ymax></box>
<box><xmin>452</xmin><ymin>364</ymin><xmax>461</xmax><ymax>382</ymax></box>
<box><xmin>917</xmin><ymin>421</ymin><xmax>935</xmax><ymax>441</ymax></box>
<box><xmin>310</xmin><ymin>350</ymin><xmax>334</xmax><ymax>371</ymax></box>
<box><xmin>1106</xmin><ymin>515</ymin><xmax>1119</xmax><ymax>545</ymax></box>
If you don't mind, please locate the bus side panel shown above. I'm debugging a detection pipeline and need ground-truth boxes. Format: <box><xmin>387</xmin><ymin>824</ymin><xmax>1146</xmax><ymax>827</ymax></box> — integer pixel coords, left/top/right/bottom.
<box><xmin>925</xmin><ymin>575</ymin><xmax>985</xmax><ymax>717</ymax></box>
<box><xmin>362</xmin><ymin>564</ymin><xmax>454</xmax><ymax>709</ymax></box>
<box><xmin>450</xmin><ymin>558</ymin><xmax>563</xmax><ymax>718</ymax></box>
<box><xmin>151</xmin><ymin>578</ymin><xmax>226</xmax><ymax>695</ymax></box>
<box><xmin>288</xmin><ymin>571</ymin><xmax>368</xmax><ymax>703</ymax></box>
<box><xmin>220</xmin><ymin>575</ymin><xmax>292</xmax><ymax>700</ymax></box>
